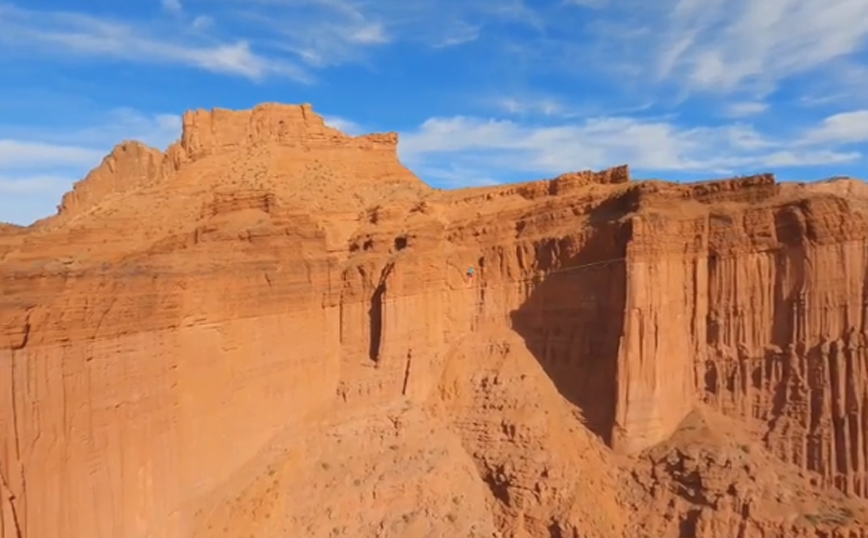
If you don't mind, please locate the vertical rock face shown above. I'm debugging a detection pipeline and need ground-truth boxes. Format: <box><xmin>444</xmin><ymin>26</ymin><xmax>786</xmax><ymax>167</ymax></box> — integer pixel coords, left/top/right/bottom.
<box><xmin>615</xmin><ymin>213</ymin><xmax>706</xmax><ymax>454</ymax></box>
<box><xmin>700</xmin><ymin>194</ymin><xmax>868</xmax><ymax>498</ymax></box>
<box><xmin>2</xmin><ymin>103</ymin><xmax>868</xmax><ymax>538</ymax></box>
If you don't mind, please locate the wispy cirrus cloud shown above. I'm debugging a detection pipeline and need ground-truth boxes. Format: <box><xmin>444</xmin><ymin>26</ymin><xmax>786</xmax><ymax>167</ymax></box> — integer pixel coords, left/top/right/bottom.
<box><xmin>0</xmin><ymin>3</ymin><xmax>309</xmax><ymax>81</ymax></box>
<box><xmin>438</xmin><ymin>0</ymin><xmax>863</xmax><ymax>122</ymax></box>
<box><xmin>212</xmin><ymin>0</ymin><xmax>550</xmax><ymax>58</ymax></box>
<box><xmin>484</xmin><ymin>92</ymin><xmax>657</xmax><ymax>121</ymax></box>
<box><xmin>0</xmin><ymin>0</ymin><xmax>520</xmax><ymax>83</ymax></box>
<box><xmin>658</xmin><ymin>0</ymin><xmax>868</xmax><ymax>94</ymax></box>
<box><xmin>3</xmin><ymin>0</ymin><xmax>865</xmax><ymax>102</ymax></box>
<box><xmin>569</xmin><ymin>0</ymin><xmax>868</xmax><ymax>101</ymax></box>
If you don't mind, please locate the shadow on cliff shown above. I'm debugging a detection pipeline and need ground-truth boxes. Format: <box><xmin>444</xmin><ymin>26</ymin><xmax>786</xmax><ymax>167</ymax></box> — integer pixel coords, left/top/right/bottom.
<box><xmin>509</xmin><ymin>196</ymin><xmax>633</xmax><ymax>446</ymax></box>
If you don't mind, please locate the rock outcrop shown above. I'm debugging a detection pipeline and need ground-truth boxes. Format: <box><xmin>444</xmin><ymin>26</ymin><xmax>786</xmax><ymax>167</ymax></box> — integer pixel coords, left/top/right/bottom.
<box><xmin>2</xmin><ymin>102</ymin><xmax>868</xmax><ymax>538</ymax></box>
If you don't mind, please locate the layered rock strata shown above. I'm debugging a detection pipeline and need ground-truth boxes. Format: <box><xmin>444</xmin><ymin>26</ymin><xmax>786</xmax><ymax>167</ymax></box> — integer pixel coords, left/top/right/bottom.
<box><xmin>2</xmin><ymin>103</ymin><xmax>868</xmax><ymax>538</ymax></box>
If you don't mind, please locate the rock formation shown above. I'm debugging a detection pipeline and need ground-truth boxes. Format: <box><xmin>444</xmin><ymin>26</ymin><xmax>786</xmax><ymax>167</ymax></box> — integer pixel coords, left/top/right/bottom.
<box><xmin>2</xmin><ymin>102</ymin><xmax>868</xmax><ymax>537</ymax></box>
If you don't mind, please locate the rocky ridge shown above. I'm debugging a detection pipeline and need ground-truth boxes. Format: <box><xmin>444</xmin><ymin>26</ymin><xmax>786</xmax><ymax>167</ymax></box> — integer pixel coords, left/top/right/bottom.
<box><xmin>2</xmin><ymin>103</ymin><xmax>868</xmax><ymax>537</ymax></box>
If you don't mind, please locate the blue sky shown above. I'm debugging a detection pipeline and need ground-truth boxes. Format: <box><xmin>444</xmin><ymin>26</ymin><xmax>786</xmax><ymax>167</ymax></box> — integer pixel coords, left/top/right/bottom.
<box><xmin>1</xmin><ymin>0</ymin><xmax>867</xmax><ymax>225</ymax></box>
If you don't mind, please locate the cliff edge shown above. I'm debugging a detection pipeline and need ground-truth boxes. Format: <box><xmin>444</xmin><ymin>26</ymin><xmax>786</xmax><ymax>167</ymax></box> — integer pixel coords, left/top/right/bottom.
<box><xmin>2</xmin><ymin>103</ymin><xmax>868</xmax><ymax>538</ymax></box>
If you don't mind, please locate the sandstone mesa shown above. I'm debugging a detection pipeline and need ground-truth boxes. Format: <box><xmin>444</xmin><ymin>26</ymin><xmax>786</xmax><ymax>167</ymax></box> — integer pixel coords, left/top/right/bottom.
<box><xmin>2</xmin><ymin>103</ymin><xmax>868</xmax><ymax>538</ymax></box>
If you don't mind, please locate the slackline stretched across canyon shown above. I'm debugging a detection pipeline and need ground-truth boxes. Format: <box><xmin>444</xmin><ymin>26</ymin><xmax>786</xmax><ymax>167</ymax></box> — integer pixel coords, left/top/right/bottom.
<box><xmin>3</xmin><ymin>103</ymin><xmax>868</xmax><ymax>538</ymax></box>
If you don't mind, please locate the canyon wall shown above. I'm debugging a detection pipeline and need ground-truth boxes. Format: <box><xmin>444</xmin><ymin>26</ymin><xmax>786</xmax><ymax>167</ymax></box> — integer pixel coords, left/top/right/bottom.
<box><xmin>700</xmin><ymin>195</ymin><xmax>868</xmax><ymax>497</ymax></box>
<box><xmin>2</xmin><ymin>103</ymin><xmax>868</xmax><ymax>538</ymax></box>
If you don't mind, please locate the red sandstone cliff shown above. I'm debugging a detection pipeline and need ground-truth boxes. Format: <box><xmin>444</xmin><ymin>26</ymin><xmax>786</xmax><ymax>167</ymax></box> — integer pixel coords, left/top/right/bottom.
<box><xmin>2</xmin><ymin>103</ymin><xmax>868</xmax><ymax>538</ymax></box>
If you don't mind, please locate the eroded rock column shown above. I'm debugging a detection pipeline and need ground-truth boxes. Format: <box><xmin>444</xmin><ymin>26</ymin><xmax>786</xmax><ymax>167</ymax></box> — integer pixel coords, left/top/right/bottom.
<box><xmin>613</xmin><ymin>216</ymin><xmax>707</xmax><ymax>454</ymax></box>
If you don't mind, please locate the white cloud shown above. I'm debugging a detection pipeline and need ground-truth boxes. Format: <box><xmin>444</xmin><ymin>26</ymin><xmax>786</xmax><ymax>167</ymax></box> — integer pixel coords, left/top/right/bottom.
<box><xmin>430</xmin><ymin>22</ymin><xmax>480</xmax><ymax>48</ymax></box>
<box><xmin>191</xmin><ymin>15</ymin><xmax>213</xmax><ymax>31</ymax></box>
<box><xmin>565</xmin><ymin>0</ymin><xmax>609</xmax><ymax>7</ymax></box>
<box><xmin>234</xmin><ymin>5</ymin><xmax>393</xmax><ymax>69</ymax></box>
<box><xmin>186</xmin><ymin>41</ymin><xmax>285</xmax><ymax>79</ymax></box>
<box><xmin>416</xmin><ymin>165</ymin><xmax>502</xmax><ymax>188</ymax></box>
<box><xmin>223</xmin><ymin>0</ymin><xmax>541</xmax><ymax>63</ymax></box>
<box><xmin>801</xmin><ymin>110</ymin><xmax>868</xmax><ymax>144</ymax></box>
<box><xmin>398</xmin><ymin>113</ymin><xmax>863</xmax><ymax>181</ymax></box>
<box><xmin>724</xmin><ymin>101</ymin><xmax>768</xmax><ymax>117</ymax></box>
<box><xmin>791</xmin><ymin>63</ymin><xmax>868</xmax><ymax>109</ymax></box>
<box><xmin>0</xmin><ymin>108</ymin><xmax>181</xmax><ymax>179</ymax></box>
<box><xmin>0</xmin><ymin>4</ymin><xmax>310</xmax><ymax>82</ymax></box>
<box><xmin>0</xmin><ymin>174</ymin><xmax>73</xmax><ymax>224</ymax></box>
<box><xmin>162</xmin><ymin>0</ymin><xmax>183</xmax><ymax>14</ymax></box>
<box><xmin>0</xmin><ymin>141</ymin><xmax>105</xmax><ymax>169</ymax></box>
<box><xmin>655</xmin><ymin>0</ymin><xmax>868</xmax><ymax>93</ymax></box>
<box><xmin>322</xmin><ymin>115</ymin><xmax>365</xmax><ymax>135</ymax></box>
<box><xmin>520</xmin><ymin>0</ymin><xmax>868</xmax><ymax>106</ymax></box>
<box><xmin>0</xmin><ymin>109</ymin><xmax>183</xmax><ymax>225</ymax></box>
<box><xmin>348</xmin><ymin>22</ymin><xmax>389</xmax><ymax>44</ymax></box>
<box><xmin>496</xmin><ymin>97</ymin><xmax>565</xmax><ymax>117</ymax></box>
<box><xmin>760</xmin><ymin>150</ymin><xmax>859</xmax><ymax>167</ymax></box>
<box><xmin>0</xmin><ymin>175</ymin><xmax>72</xmax><ymax>194</ymax></box>
<box><xmin>3</xmin><ymin>0</ymin><xmax>865</xmax><ymax>100</ymax></box>
<box><xmin>0</xmin><ymin>108</ymin><xmax>181</xmax><ymax>155</ymax></box>
<box><xmin>484</xmin><ymin>93</ymin><xmax>658</xmax><ymax>121</ymax></box>
<box><xmin>69</xmin><ymin>109</ymin><xmax>182</xmax><ymax>150</ymax></box>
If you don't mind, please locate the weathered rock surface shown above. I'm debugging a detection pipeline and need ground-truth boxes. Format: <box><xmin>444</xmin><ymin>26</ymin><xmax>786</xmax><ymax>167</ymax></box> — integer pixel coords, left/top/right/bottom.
<box><xmin>2</xmin><ymin>102</ymin><xmax>868</xmax><ymax>537</ymax></box>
